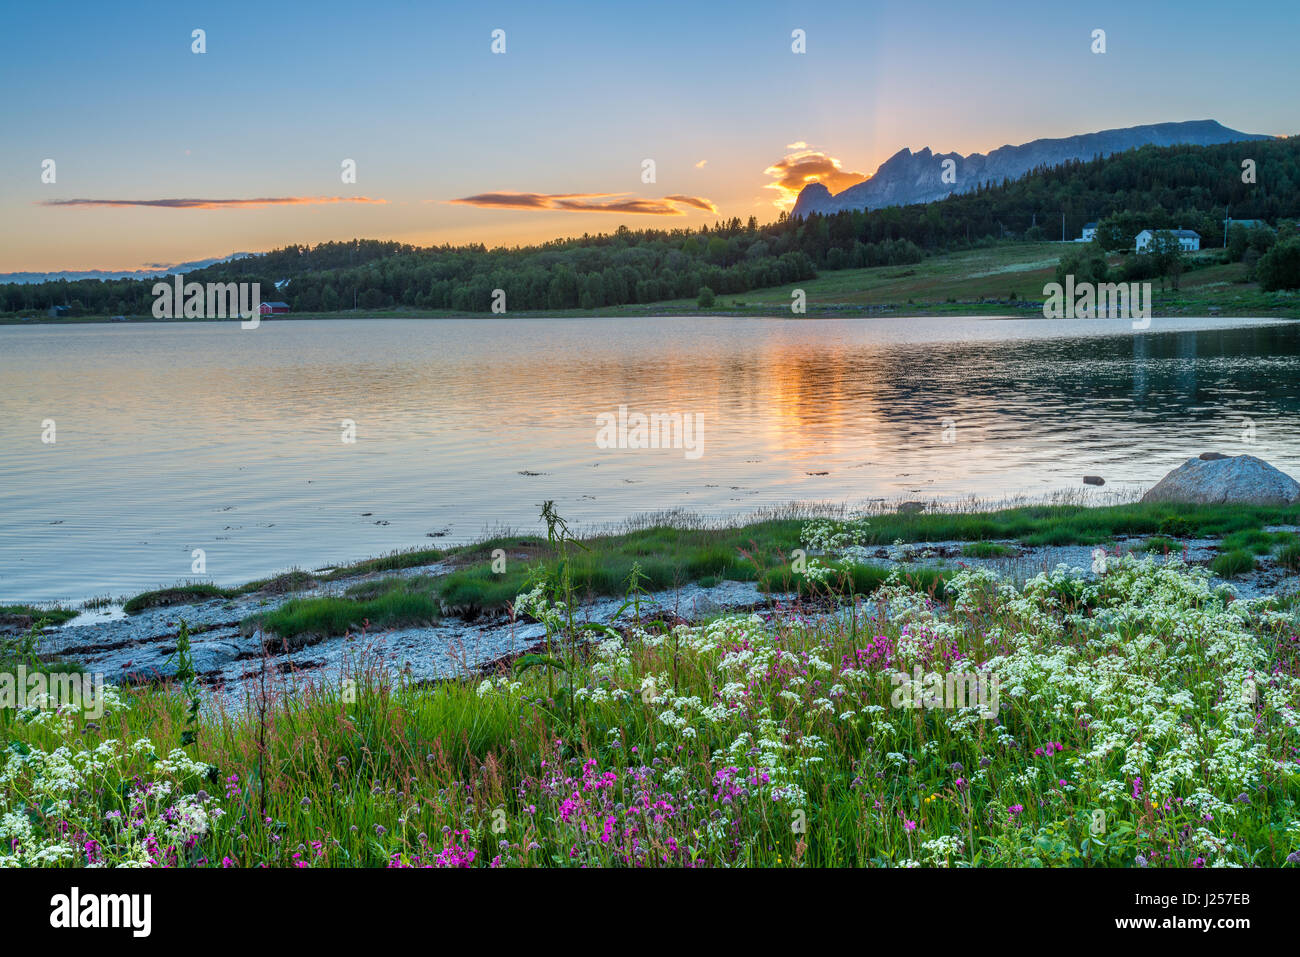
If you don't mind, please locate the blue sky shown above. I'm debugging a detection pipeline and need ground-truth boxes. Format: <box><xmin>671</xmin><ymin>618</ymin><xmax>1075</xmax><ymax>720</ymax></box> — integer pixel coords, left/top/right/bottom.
<box><xmin>2</xmin><ymin>0</ymin><xmax>1297</xmax><ymax>270</ymax></box>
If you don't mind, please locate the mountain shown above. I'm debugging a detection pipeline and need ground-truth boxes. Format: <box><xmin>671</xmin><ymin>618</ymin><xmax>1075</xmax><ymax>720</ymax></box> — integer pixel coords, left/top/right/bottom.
<box><xmin>791</xmin><ymin>120</ymin><xmax>1272</xmax><ymax>217</ymax></box>
<box><xmin>0</xmin><ymin>252</ymin><xmax>255</xmax><ymax>285</ymax></box>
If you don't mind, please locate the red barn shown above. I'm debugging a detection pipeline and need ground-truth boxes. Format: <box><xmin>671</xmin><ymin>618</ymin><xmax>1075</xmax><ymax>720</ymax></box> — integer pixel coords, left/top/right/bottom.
<box><xmin>259</xmin><ymin>301</ymin><xmax>291</xmax><ymax>316</ymax></box>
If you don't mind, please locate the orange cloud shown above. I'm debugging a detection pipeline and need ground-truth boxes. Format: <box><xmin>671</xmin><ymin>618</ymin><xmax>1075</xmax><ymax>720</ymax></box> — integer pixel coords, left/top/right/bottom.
<box><xmin>39</xmin><ymin>196</ymin><xmax>387</xmax><ymax>209</ymax></box>
<box><xmin>447</xmin><ymin>191</ymin><xmax>717</xmax><ymax>215</ymax></box>
<box><xmin>763</xmin><ymin>146</ymin><xmax>867</xmax><ymax>209</ymax></box>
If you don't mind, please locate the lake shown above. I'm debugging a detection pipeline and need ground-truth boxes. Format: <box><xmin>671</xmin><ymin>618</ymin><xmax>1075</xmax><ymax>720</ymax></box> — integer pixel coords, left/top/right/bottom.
<box><xmin>2</xmin><ymin>314</ymin><xmax>1298</xmax><ymax>603</ymax></box>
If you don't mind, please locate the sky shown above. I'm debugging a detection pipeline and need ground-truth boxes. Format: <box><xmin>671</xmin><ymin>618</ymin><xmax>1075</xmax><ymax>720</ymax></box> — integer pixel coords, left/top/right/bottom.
<box><xmin>2</xmin><ymin>0</ymin><xmax>1298</xmax><ymax>272</ymax></box>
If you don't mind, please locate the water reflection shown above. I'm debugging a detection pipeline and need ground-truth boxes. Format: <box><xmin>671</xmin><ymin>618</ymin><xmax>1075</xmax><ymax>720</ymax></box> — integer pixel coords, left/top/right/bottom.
<box><xmin>1</xmin><ymin>316</ymin><xmax>1296</xmax><ymax>601</ymax></box>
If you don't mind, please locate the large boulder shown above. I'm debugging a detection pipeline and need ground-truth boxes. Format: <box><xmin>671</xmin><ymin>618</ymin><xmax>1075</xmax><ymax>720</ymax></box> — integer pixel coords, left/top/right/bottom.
<box><xmin>1141</xmin><ymin>454</ymin><xmax>1300</xmax><ymax>505</ymax></box>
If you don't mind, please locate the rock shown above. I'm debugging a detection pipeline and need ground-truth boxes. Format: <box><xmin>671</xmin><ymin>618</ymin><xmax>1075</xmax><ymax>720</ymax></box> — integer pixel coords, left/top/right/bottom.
<box><xmin>897</xmin><ymin>501</ymin><xmax>927</xmax><ymax>514</ymax></box>
<box><xmin>1141</xmin><ymin>455</ymin><xmax>1300</xmax><ymax>505</ymax></box>
<box><xmin>1082</xmin><ymin>475</ymin><xmax>1105</xmax><ymax>486</ymax></box>
<box><xmin>1199</xmin><ymin>452</ymin><xmax>1229</xmax><ymax>461</ymax></box>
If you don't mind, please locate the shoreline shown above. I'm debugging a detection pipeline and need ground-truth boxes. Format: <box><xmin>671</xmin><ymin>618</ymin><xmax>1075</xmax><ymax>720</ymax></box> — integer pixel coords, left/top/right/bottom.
<box><xmin>5</xmin><ymin>304</ymin><xmax>1300</xmax><ymax>324</ymax></box>
<box><xmin>10</xmin><ymin>497</ymin><xmax>1300</xmax><ymax>700</ymax></box>
<box><xmin>9</xmin><ymin>492</ymin><xmax>1300</xmax><ymax>613</ymax></box>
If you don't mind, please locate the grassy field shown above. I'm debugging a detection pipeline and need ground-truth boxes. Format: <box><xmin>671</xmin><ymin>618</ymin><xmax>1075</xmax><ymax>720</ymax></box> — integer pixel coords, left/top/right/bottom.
<box><xmin>652</xmin><ymin>244</ymin><xmax>1300</xmax><ymax>318</ymax></box>
<box><xmin>7</xmin><ymin>243</ymin><xmax>1297</xmax><ymax>324</ymax></box>
<box><xmin>4</xmin><ymin>515</ymin><xmax>1298</xmax><ymax>868</ymax></box>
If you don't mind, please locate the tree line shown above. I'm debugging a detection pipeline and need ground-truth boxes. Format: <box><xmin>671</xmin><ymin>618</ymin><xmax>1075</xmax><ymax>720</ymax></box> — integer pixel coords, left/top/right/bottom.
<box><xmin>5</xmin><ymin>135</ymin><xmax>1298</xmax><ymax>316</ymax></box>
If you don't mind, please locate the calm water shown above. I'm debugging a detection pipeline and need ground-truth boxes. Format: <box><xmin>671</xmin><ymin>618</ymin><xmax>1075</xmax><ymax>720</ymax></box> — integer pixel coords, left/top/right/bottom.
<box><xmin>2</xmin><ymin>315</ymin><xmax>1298</xmax><ymax>602</ymax></box>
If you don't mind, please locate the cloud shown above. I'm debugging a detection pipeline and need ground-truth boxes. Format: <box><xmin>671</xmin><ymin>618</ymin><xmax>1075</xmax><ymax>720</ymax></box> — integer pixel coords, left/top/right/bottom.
<box><xmin>39</xmin><ymin>196</ymin><xmax>387</xmax><ymax>209</ymax></box>
<box><xmin>447</xmin><ymin>191</ymin><xmax>717</xmax><ymax>215</ymax></box>
<box><xmin>763</xmin><ymin>146</ymin><xmax>867</xmax><ymax>209</ymax></box>
<box><xmin>694</xmin><ymin>159</ymin><xmax>708</xmax><ymax>168</ymax></box>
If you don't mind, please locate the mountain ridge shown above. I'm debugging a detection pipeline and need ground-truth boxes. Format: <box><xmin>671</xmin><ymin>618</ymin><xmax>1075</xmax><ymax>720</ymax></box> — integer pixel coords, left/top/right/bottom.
<box><xmin>0</xmin><ymin>252</ymin><xmax>255</xmax><ymax>285</ymax></box>
<box><xmin>791</xmin><ymin>120</ymin><xmax>1272</xmax><ymax>217</ymax></box>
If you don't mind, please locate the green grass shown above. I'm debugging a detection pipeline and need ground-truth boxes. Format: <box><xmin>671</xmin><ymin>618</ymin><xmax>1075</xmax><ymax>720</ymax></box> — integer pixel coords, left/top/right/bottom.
<box><xmin>1</xmin><ymin>611</ymin><xmax>86</xmax><ymax>676</ymax></box>
<box><xmin>316</xmin><ymin>547</ymin><xmax>449</xmax><ymax>580</ymax></box>
<box><xmin>0</xmin><ymin>604</ymin><xmax>78</xmax><ymax>626</ymax></box>
<box><xmin>1277</xmin><ymin>542</ymin><xmax>1300</xmax><ymax>571</ymax></box>
<box><xmin>606</xmin><ymin>244</ymin><xmax>1299</xmax><ymax>319</ymax></box>
<box><xmin>758</xmin><ymin>562</ymin><xmax>953</xmax><ymax>600</ymax></box>
<box><xmin>248</xmin><ymin>583</ymin><xmax>441</xmax><ymax>646</ymax></box>
<box><xmin>1210</xmin><ymin>549</ymin><xmax>1257</xmax><ymax>578</ymax></box>
<box><xmin>961</xmin><ymin>541</ymin><xmax>1015</xmax><ymax>558</ymax></box>
<box><xmin>1221</xmin><ymin>529</ymin><xmax>1295</xmax><ymax>555</ymax></box>
<box><xmin>123</xmin><ymin>583</ymin><xmax>240</xmax><ymax>614</ymax></box>
<box><xmin>1137</xmin><ymin>536</ymin><xmax>1179</xmax><ymax>553</ymax></box>
<box><xmin>222</xmin><ymin>501</ymin><xmax>1300</xmax><ymax>643</ymax></box>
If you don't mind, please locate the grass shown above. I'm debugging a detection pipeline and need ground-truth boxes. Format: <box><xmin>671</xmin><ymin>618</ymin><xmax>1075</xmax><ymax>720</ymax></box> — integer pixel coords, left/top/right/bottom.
<box><xmin>0</xmin><ymin>604</ymin><xmax>78</xmax><ymax>627</ymax></box>
<box><xmin>759</xmin><ymin>561</ymin><xmax>954</xmax><ymax>600</ymax></box>
<box><xmin>1</xmin><ymin>615</ymin><xmax>85</xmax><ymax>677</ymax></box>
<box><xmin>316</xmin><ymin>548</ymin><xmax>448</xmax><ymax>580</ymax></box>
<box><xmin>248</xmin><ymin>583</ymin><xmax>441</xmax><ymax>647</ymax></box>
<box><xmin>1210</xmin><ymin>549</ymin><xmax>1257</xmax><ymax>578</ymax></box>
<box><xmin>5</xmin><ymin>551</ymin><xmax>1298</xmax><ymax>868</ymax></box>
<box><xmin>855</xmin><ymin>501</ymin><xmax>1300</xmax><ymax>547</ymax></box>
<box><xmin>1137</xmin><ymin>536</ymin><xmax>1179</xmax><ymax>553</ymax></box>
<box><xmin>244</xmin><ymin>522</ymin><xmax>802</xmax><ymax>639</ymax></box>
<box><xmin>1278</xmin><ymin>542</ymin><xmax>1300</xmax><ymax>572</ymax></box>
<box><xmin>216</xmin><ymin>500</ymin><xmax>1300</xmax><ymax>643</ymax></box>
<box><xmin>123</xmin><ymin>583</ymin><xmax>241</xmax><ymax>614</ymax></box>
<box><xmin>1221</xmin><ymin>529</ymin><xmax>1295</xmax><ymax>555</ymax></box>
<box><xmin>961</xmin><ymin>541</ymin><xmax>1016</xmax><ymax>558</ymax></box>
<box><xmin>598</xmin><ymin>244</ymin><xmax>1298</xmax><ymax>319</ymax></box>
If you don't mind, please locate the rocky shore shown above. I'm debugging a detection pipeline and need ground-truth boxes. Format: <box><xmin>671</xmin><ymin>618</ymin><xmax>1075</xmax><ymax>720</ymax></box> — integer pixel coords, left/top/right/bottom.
<box><xmin>16</xmin><ymin>452</ymin><xmax>1300</xmax><ymax>703</ymax></box>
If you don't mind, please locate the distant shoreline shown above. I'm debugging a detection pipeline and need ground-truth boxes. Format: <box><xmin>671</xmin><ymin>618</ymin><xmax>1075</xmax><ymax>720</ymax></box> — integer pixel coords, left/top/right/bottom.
<box><xmin>4</xmin><ymin>304</ymin><xmax>1300</xmax><ymax>325</ymax></box>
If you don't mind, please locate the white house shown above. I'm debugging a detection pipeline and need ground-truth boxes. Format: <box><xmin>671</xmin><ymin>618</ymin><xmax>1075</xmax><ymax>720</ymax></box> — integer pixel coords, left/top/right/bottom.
<box><xmin>1135</xmin><ymin>229</ymin><xmax>1200</xmax><ymax>253</ymax></box>
<box><xmin>1081</xmin><ymin>222</ymin><xmax>1098</xmax><ymax>242</ymax></box>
